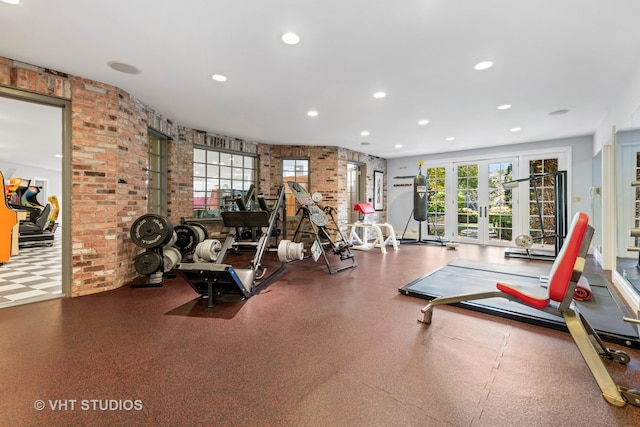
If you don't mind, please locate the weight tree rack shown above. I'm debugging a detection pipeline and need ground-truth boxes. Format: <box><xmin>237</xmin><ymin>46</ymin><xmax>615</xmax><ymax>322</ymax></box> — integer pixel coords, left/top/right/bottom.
<box><xmin>129</xmin><ymin>214</ymin><xmax>176</xmax><ymax>287</ymax></box>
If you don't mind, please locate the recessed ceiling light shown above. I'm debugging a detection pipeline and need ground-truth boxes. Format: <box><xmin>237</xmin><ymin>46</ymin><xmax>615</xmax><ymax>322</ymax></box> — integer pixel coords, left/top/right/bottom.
<box><xmin>0</xmin><ymin>0</ymin><xmax>20</xmax><ymax>4</ymax></box>
<box><xmin>497</xmin><ymin>104</ymin><xmax>512</xmax><ymax>110</ymax></box>
<box><xmin>418</xmin><ymin>119</ymin><xmax>429</xmax><ymax>125</ymax></box>
<box><xmin>360</xmin><ymin>131</ymin><xmax>370</xmax><ymax>136</ymax></box>
<box><xmin>107</xmin><ymin>61</ymin><xmax>140</xmax><ymax>74</ymax></box>
<box><xmin>474</xmin><ymin>61</ymin><xmax>494</xmax><ymax>70</ymax></box>
<box><xmin>445</xmin><ymin>137</ymin><xmax>455</xmax><ymax>141</ymax></box>
<box><xmin>282</xmin><ymin>32</ymin><xmax>300</xmax><ymax>45</ymax></box>
<box><xmin>549</xmin><ymin>109</ymin><xmax>570</xmax><ymax>116</ymax></box>
<box><xmin>373</xmin><ymin>92</ymin><xmax>386</xmax><ymax>99</ymax></box>
<box><xmin>510</xmin><ymin>127</ymin><xmax>521</xmax><ymax>132</ymax></box>
<box><xmin>211</xmin><ymin>74</ymin><xmax>227</xmax><ymax>82</ymax></box>
<box><xmin>394</xmin><ymin>144</ymin><xmax>403</xmax><ymax>148</ymax></box>
<box><xmin>55</xmin><ymin>154</ymin><xmax>63</xmax><ymax>158</ymax></box>
<box><xmin>307</xmin><ymin>110</ymin><xmax>318</xmax><ymax>117</ymax></box>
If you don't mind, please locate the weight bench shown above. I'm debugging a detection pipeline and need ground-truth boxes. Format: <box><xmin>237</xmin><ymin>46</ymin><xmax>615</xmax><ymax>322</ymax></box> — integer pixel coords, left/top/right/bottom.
<box><xmin>418</xmin><ymin>212</ymin><xmax>640</xmax><ymax>407</ymax></box>
<box><xmin>343</xmin><ymin>203</ymin><xmax>398</xmax><ymax>254</ymax></box>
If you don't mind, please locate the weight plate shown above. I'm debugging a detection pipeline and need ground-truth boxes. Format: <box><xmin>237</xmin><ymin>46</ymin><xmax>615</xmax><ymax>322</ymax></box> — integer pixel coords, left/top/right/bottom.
<box><xmin>163</xmin><ymin>247</ymin><xmax>182</xmax><ymax>272</ymax></box>
<box><xmin>134</xmin><ymin>251</ymin><xmax>163</xmax><ymax>275</ymax></box>
<box><xmin>174</xmin><ymin>224</ymin><xmax>200</xmax><ymax>254</ymax></box>
<box><xmin>160</xmin><ymin>220</ymin><xmax>175</xmax><ymax>246</ymax></box>
<box><xmin>190</xmin><ymin>222</ymin><xmax>209</xmax><ymax>240</ymax></box>
<box><xmin>163</xmin><ymin>231</ymin><xmax>178</xmax><ymax>249</ymax></box>
<box><xmin>130</xmin><ymin>214</ymin><xmax>174</xmax><ymax>249</ymax></box>
<box><xmin>309</xmin><ymin>206</ymin><xmax>328</xmax><ymax>227</ymax></box>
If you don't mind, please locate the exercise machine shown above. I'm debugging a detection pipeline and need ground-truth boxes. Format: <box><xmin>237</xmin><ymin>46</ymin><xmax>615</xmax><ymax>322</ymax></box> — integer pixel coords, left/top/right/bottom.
<box><xmin>288</xmin><ymin>181</ymin><xmax>357</xmax><ymax>274</ymax></box>
<box><xmin>343</xmin><ymin>202</ymin><xmax>398</xmax><ymax>254</ymax></box>
<box><xmin>503</xmin><ymin>170</ymin><xmax>568</xmax><ymax>261</ymax></box>
<box><xmin>6</xmin><ymin>177</ymin><xmax>59</xmax><ymax>246</ymax></box>
<box><xmin>179</xmin><ymin>185</ymin><xmax>288</xmax><ymax>306</ymax></box>
<box><xmin>0</xmin><ymin>171</ymin><xmax>18</xmax><ymax>264</ymax></box>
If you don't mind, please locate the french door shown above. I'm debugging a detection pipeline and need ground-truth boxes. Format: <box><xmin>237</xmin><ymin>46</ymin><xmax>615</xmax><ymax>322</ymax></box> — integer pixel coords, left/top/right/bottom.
<box><xmin>453</xmin><ymin>159</ymin><xmax>516</xmax><ymax>245</ymax></box>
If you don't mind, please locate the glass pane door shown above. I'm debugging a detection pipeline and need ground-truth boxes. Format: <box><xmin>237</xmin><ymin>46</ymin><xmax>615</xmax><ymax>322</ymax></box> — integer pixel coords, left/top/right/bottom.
<box><xmin>347</xmin><ymin>162</ymin><xmax>363</xmax><ymax>223</ymax></box>
<box><xmin>456</xmin><ymin>163</ymin><xmax>480</xmax><ymax>241</ymax></box>
<box><xmin>487</xmin><ymin>161</ymin><xmax>514</xmax><ymax>243</ymax></box>
<box><xmin>454</xmin><ymin>160</ymin><xmax>514</xmax><ymax>244</ymax></box>
<box><xmin>426</xmin><ymin>166</ymin><xmax>446</xmax><ymax>238</ymax></box>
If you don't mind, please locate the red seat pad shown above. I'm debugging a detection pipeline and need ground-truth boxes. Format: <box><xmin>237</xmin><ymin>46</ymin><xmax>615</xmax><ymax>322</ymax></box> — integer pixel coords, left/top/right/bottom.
<box><xmin>354</xmin><ymin>203</ymin><xmax>376</xmax><ymax>214</ymax></box>
<box><xmin>496</xmin><ymin>282</ymin><xmax>550</xmax><ymax>309</ymax></box>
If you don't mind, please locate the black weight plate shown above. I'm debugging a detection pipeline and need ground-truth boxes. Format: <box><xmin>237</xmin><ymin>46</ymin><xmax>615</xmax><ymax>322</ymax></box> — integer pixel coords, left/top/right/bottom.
<box><xmin>134</xmin><ymin>251</ymin><xmax>163</xmax><ymax>275</ymax></box>
<box><xmin>130</xmin><ymin>214</ymin><xmax>174</xmax><ymax>249</ymax></box>
<box><xmin>174</xmin><ymin>224</ymin><xmax>200</xmax><ymax>254</ymax></box>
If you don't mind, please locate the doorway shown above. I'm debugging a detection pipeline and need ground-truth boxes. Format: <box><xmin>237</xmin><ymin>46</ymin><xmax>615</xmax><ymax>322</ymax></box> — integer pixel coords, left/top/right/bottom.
<box><xmin>347</xmin><ymin>161</ymin><xmax>365</xmax><ymax>225</ymax></box>
<box><xmin>453</xmin><ymin>159</ymin><xmax>516</xmax><ymax>245</ymax></box>
<box><xmin>0</xmin><ymin>89</ymin><xmax>71</xmax><ymax>307</ymax></box>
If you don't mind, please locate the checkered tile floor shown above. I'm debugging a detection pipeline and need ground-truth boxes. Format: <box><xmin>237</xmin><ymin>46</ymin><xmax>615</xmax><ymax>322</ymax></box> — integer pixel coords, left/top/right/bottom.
<box><xmin>0</xmin><ymin>231</ymin><xmax>62</xmax><ymax>308</ymax></box>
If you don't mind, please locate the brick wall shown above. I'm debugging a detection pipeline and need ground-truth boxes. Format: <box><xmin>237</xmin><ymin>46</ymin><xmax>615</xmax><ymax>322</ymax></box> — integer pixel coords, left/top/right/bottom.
<box><xmin>0</xmin><ymin>58</ymin><xmax>71</xmax><ymax>98</ymax></box>
<box><xmin>0</xmin><ymin>55</ymin><xmax>387</xmax><ymax>297</ymax></box>
<box><xmin>267</xmin><ymin>145</ymin><xmax>387</xmax><ymax>238</ymax></box>
<box><xmin>115</xmin><ymin>90</ymin><xmax>149</xmax><ymax>288</ymax></box>
<box><xmin>69</xmin><ymin>77</ymin><xmax>123</xmax><ymax>295</ymax></box>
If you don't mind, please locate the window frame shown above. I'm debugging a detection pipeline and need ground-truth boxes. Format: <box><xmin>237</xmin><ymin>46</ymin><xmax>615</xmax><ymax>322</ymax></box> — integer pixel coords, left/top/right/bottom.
<box><xmin>282</xmin><ymin>157</ymin><xmax>310</xmax><ymax>217</ymax></box>
<box><xmin>147</xmin><ymin>128</ymin><xmax>168</xmax><ymax>217</ymax></box>
<box><xmin>192</xmin><ymin>146</ymin><xmax>258</xmax><ymax>221</ymax></box>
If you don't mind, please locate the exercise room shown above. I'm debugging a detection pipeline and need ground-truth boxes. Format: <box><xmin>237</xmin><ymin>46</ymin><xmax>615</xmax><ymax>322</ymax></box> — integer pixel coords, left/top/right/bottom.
<box><xmin>1</xmin><ymin>1</ymin><xmax>640</xmax><ymax>425</ymax></box>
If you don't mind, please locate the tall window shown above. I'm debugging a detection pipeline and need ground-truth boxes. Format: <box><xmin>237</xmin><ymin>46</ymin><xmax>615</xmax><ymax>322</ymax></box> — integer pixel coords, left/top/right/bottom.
<box><xmin>456</xmin><ymin>164</ymin><xmax>479</xmax><ymax>237</ymax></box>
<box><xmin>193</xmin><ymin>148</ymin><xmax>257</xmax><ymax>219</ymax></box>
<box><xmin>488</xmin><ymin>161</ymin><xmax>513</xmax><ymax>241</ymax></box>
<box><xmin>147</xmin><ymin>129</ymin><xmax>168</xmax><ymax>216</ymax></box>
<box><xmin>426</xmin><ymin>166</ymin><xmax>446</xmax><ymax>237</ymax></box>
<box><xmin>282</xmin><ymin>158</ymin><xmax>309</xmax><ymax>217</ymax></box>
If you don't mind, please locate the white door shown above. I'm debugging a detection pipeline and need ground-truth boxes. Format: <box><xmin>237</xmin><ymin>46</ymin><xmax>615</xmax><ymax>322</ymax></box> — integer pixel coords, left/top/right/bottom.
<box><xmin>452</xmin><ymin>159</ymin><xmax>516</xmax><ymax>245</ymax></box>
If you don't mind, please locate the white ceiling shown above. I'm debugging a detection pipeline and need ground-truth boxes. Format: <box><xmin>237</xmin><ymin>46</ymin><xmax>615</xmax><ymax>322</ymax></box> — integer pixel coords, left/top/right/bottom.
<box><xmin>2</xmin><ymin>0</ymin><xmax>640</xmax><ymax>173</ymax></box>
<box><xmin>0</xmin><ymin>95</ymin><xmax>62</xmax><ymax>173</ymax></box>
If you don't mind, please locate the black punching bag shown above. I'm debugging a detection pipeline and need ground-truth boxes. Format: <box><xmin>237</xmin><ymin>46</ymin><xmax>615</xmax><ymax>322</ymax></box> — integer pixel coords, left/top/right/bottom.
<box><xmin>413</xmin><ymin>161</ymin><xmax>428</xmax><ymax>222</ymax></box>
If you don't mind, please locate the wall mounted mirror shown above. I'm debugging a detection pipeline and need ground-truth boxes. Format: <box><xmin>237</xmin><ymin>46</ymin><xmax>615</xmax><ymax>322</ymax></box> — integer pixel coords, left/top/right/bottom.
<box><xmin>615</xmin><ymin>105</ymin><xmax>640</xmax><ymax>311</ymax></box>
